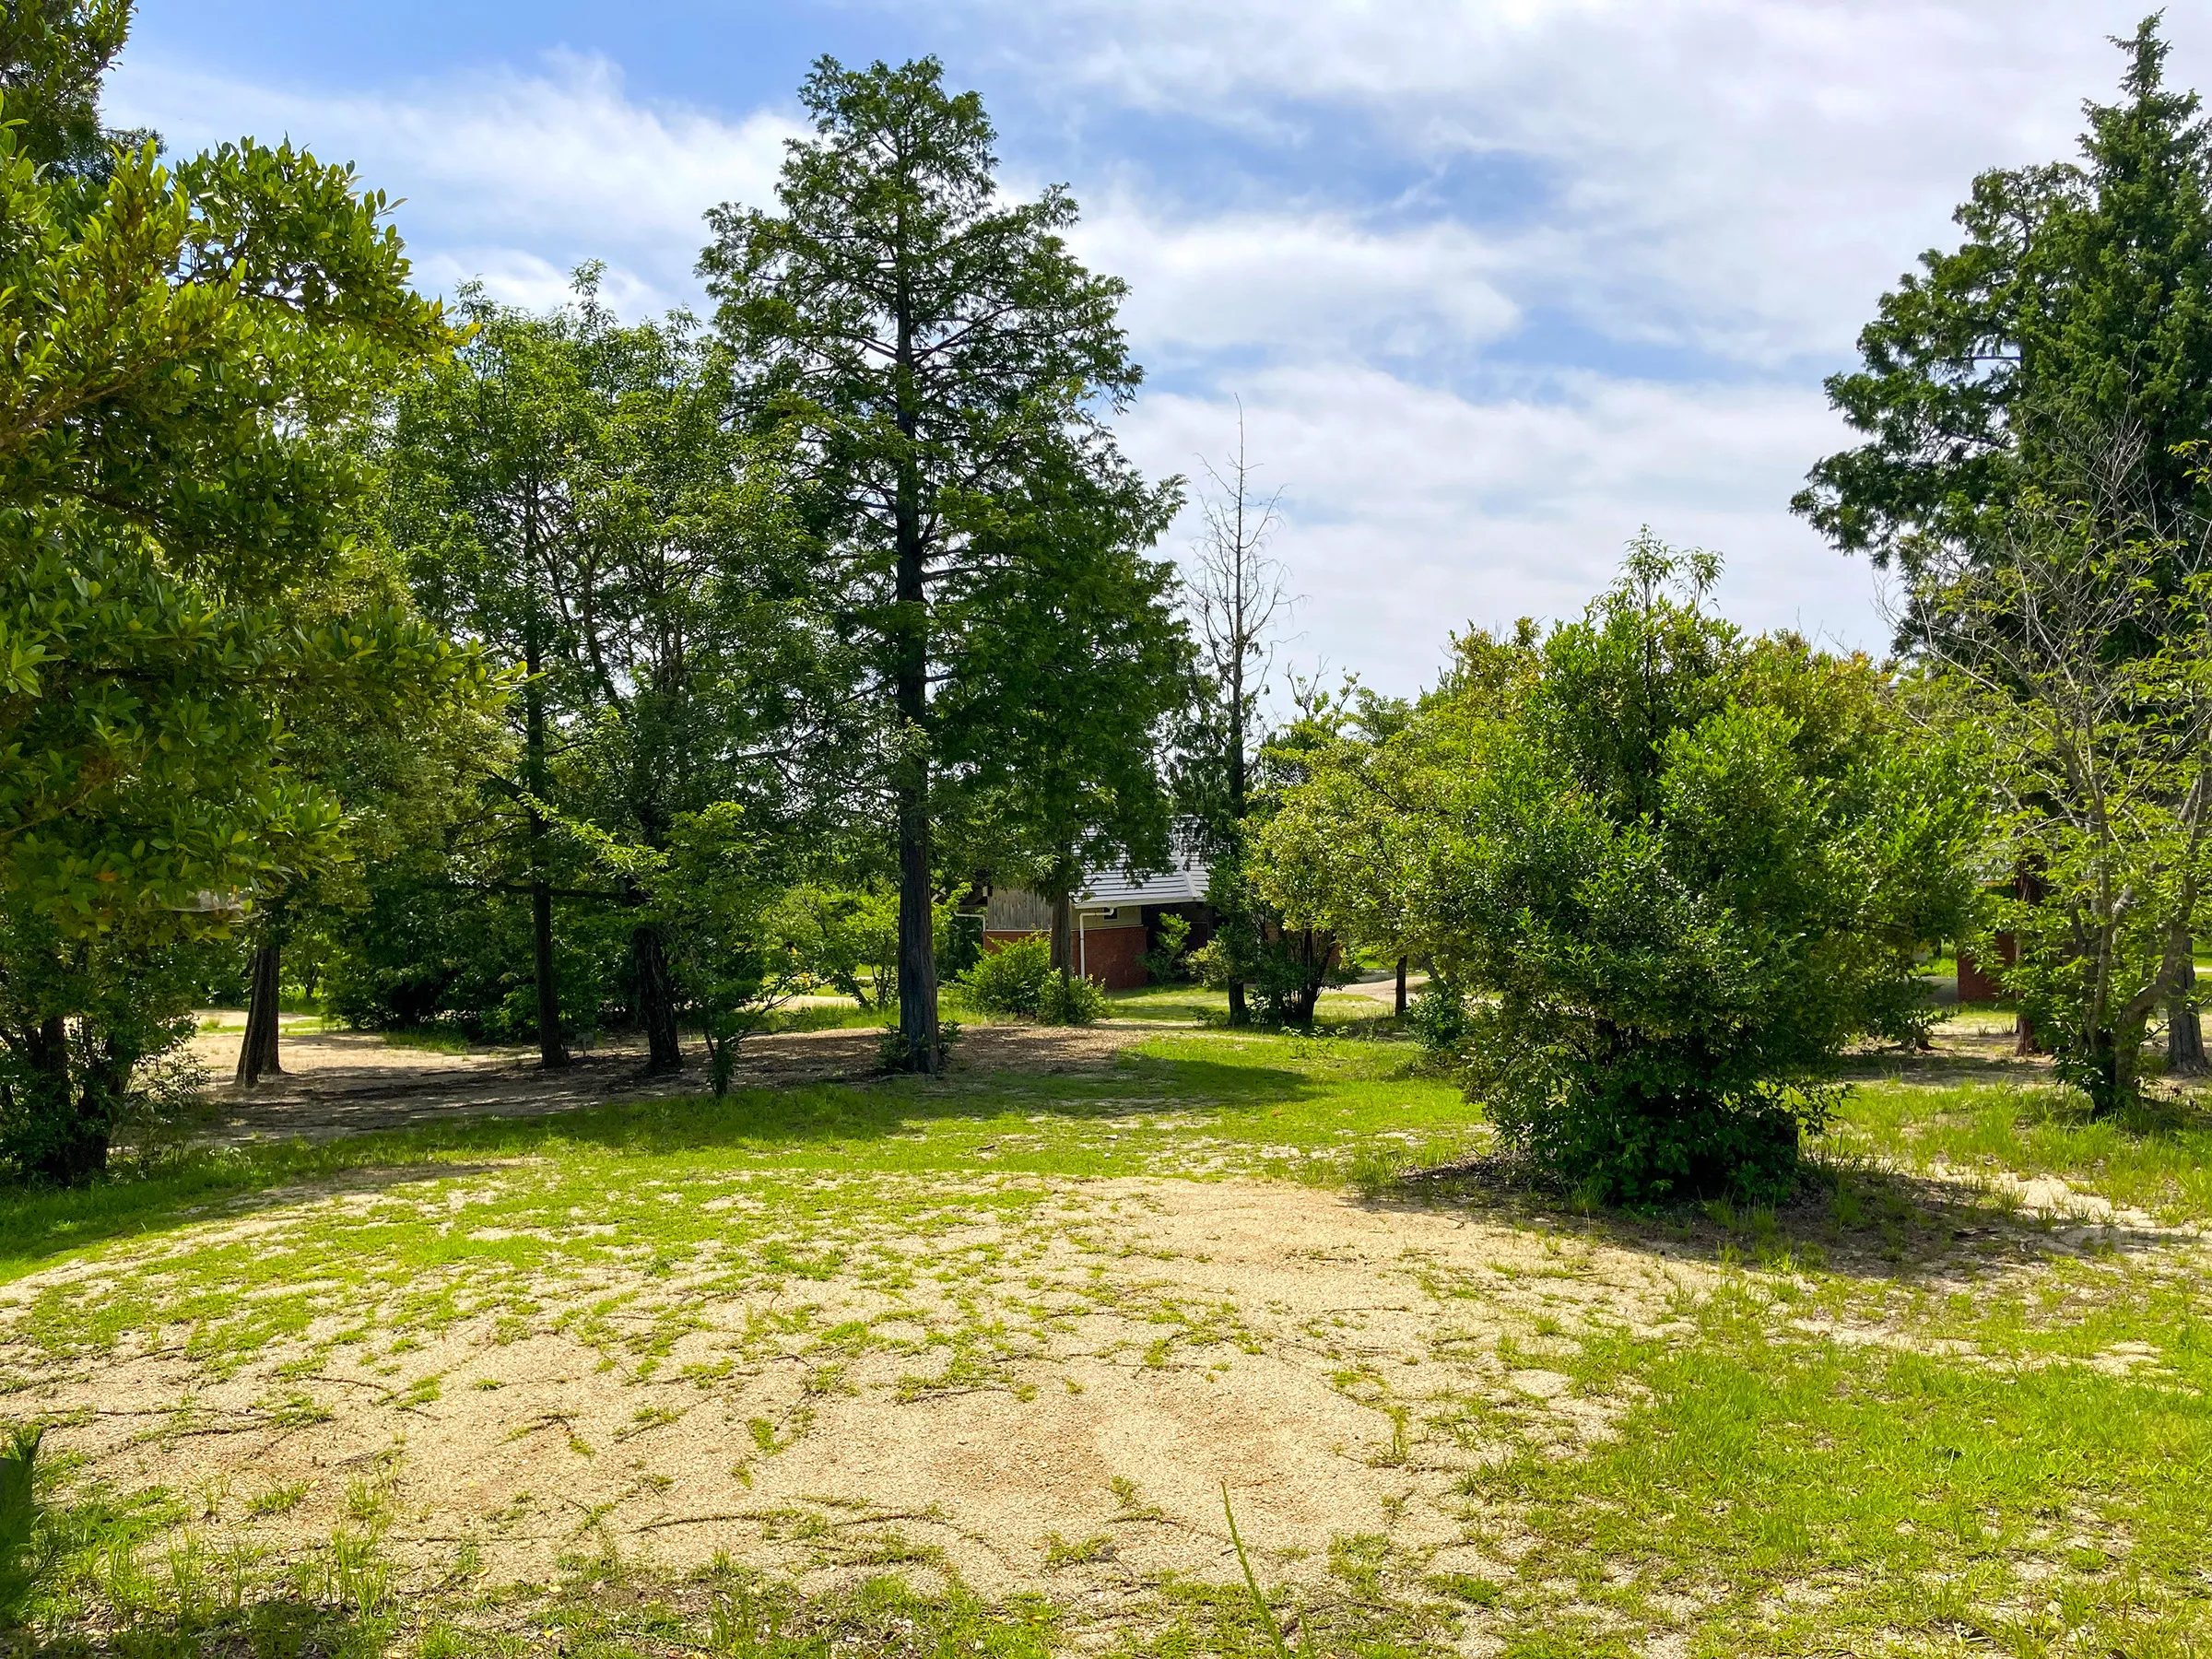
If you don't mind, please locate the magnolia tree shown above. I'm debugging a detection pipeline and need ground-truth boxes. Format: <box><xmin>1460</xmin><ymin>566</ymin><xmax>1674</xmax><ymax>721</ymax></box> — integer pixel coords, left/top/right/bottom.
<box><xmin>0</xmin><ymin>7</ymin><xmax>465</xmax><ymax>1180</ymax></box>
<box><xmin>1259</xmin><ymin>537</ymin><xmax>1982</xmax><ymax>1203</ymax></box>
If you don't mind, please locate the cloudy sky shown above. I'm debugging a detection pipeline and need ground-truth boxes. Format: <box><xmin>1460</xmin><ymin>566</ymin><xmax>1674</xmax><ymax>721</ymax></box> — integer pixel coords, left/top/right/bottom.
<box><xmin>110</xmin><ymin>1</ymin><xmax>2211</xmax><ymax>695</ymax></box>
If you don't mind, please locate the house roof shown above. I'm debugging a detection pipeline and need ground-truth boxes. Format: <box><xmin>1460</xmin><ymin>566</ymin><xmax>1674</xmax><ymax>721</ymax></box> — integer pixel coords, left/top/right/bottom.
<box><xmin>1077</xmin><ymin>849</ymin><xmax>1210</xmax><ymax>909</ymax></box>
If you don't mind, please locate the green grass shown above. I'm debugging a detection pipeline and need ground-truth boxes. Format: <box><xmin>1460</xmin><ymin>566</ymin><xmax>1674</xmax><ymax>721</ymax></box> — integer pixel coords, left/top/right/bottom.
<box><xmin>1467</xmin><ymin>1275</ymin><xmax>2212</xmax><ymax>1655</ymax></box>
<box><xmin>0</xmin><ymin>1034</ymin><xmax>1476</xmax><ymax>1376</ymax></box>
<box><xmin>4</xmin><ymin>1025</ymin><xmax>2209</xmax><ymax>1655</ymax></box>
<box><xmin>1835</xmin><ymin>1076</ymin><xmax>2212</xmax><ymax>1222</ymax></box>
<box><xmin>752</xmin><ymin>999</ymin><xmax>888</xmax><ymax>1034</ymax></box>
<box><xmin>1105</xmin><ymin>982</ymin><xmax>1404</xmax><ymax>1032</ymax></box>
<box><xmin>374</xmin><ymin>1026</ymin><xmax>474</xmax><ymax>1055</ymax></box>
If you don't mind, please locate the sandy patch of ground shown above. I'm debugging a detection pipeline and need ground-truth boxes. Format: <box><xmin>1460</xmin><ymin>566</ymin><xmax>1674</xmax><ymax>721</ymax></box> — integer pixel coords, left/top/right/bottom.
<box><xmin>5</xmin><ymin>1179</ymin><xmax>1704</xmax><ymax>1600</ymax></box>
<box><xmin>177</xmin><ymin>1020</ymin><xmax>1156</xmax><ymax>1146</ymax></box>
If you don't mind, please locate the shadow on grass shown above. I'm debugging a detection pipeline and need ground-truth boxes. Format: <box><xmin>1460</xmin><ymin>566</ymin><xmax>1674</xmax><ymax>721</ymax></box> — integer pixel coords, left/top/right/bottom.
<box><xmin>1358</xmin><ymin>1139</ymin><xmax>2189</xmax><ymax>1289</ymax></box>
<box><xmin>1835</xmin><ymin>1047</ymin><xmax>2059</xmax><ymax>1091</ymax></box>
<box><xmin>1835</xmin><ymin>1018</ymin><xmax>2052</xmax><ymax>1089</ymax></box>
<box><xmin>27</xmin><ymin>1600</ymin><xmax>388</xmax><ymax>1658</ymax></box>
<box><xmin>0</xmin><ymin>1053</ymin><xmax>1319</xmax><ymax>1280</ymax></box>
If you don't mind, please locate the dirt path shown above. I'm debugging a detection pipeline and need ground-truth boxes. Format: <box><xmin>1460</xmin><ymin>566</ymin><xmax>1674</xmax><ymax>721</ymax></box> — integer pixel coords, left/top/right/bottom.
<box><xmin>3</xmin><ymin>1173</ymin><xmax>1706</xmax><ymax>1599</ymax></box>
<box><xmin>181</xmin><ymin>1019</ymin><xmax>1159</xmax><ymax>1145</ymax></box>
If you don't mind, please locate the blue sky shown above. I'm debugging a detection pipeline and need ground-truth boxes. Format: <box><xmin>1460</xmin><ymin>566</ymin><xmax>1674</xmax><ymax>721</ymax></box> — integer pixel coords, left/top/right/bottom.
<box><xmin>112</xmin><ymin>1</ymin><xmax>2211</xmax><ymax>694</ymax></box>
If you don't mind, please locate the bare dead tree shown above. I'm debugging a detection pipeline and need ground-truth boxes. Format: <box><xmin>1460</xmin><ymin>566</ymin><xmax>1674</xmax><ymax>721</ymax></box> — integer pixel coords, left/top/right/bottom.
<box><xmin>1184</xmin><ymin>405</ymin><xmax>1290</xmax><ymax>1027</ymax></box>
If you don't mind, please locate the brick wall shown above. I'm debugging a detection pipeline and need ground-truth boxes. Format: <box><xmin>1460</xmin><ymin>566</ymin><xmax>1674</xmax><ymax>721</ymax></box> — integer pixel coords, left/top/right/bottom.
<box><xmin>980</xmin><ymin>925</ymin><xmax>1150</xmax><ymax>991</ymax></box>
<box><xmin>1958</xmin><ymin>934</ymin><xmax>2017</xmax><ymax>1003</ymax></box>
<box><xmin>1078</xmin><ymin>924</ymin><xmax>1148</xmax><ymax>990</ymax></box>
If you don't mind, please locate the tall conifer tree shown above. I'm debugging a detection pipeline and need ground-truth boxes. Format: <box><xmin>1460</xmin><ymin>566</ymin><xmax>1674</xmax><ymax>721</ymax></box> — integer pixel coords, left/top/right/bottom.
<box><xmin>1797</xmin><ymin>15</ymin><xmax>2212</xmax><ymax>570</ymax></box>
<box><xmin>701</xmin><ymin>57</ymin><xmax>1154</xmax><ymax>1071</ymax></box>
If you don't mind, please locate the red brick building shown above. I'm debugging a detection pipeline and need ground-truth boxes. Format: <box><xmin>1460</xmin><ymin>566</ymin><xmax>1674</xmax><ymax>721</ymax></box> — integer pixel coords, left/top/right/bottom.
<box><xmin>981</xmin><ymin>852</ymin><xmax>1212</xmax><ymax>991</ymax></box>
<box><xmin>1957</xmin><ymin>935</ymin><xmax>2018</xmax><ymax>1003</ymax></box>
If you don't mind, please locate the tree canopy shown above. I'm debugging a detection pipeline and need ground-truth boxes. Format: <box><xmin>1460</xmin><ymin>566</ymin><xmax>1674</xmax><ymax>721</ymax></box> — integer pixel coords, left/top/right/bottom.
<box><xmin>701</xmin><ymin>54</ymin><xmax>1174</xmax><ymax>1071</ymax></box>
<box><xmin>1797</xmin><ymin>16</ymin><xmax>2212</xmax><ymax>572</ymax></box>
<box><xmin>373</xmin><ymin>276</ymin><xmax>851</xmax><ymax>1071</ymax></box>
<box><xmin>1258</xmin><ymin>538</ymin><xmax>1981</xmax><ymax>1202</ymax></box>
<box><xmin>0</xmin><ymin>7</ymin><xmax>468</xmax><ymax>1177</ymax></box>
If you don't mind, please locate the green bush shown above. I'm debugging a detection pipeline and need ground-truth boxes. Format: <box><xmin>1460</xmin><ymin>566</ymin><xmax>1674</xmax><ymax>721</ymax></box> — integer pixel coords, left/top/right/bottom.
<box><xmin>1256</xmin><ymin>537</ymin><xmax>1981</xmax><ymax>1205</ymax></box>
<box><xmin>960</xmin><ymin>936</ymin><xmax>1053</xmax><ymax>1016</ymax></box>
<box><xmin>958</xmin><ymin>937</ymin><xmax>1106</xmax><ymax>1025</ymax></box>
<box><xmin>1142</xmin><ymin>914</ymin><xmax>1193</xmax><ymax>984</ymax></box>
<box><xmin>1403</xmin><ymin>979</ymin><xmax>1472</xmax><ymax>1054</ymax></box>
<box><xmin>1037</xmin><ymin>970</ymin><xmax>1106</xmax><ymax>1026</ymax></box>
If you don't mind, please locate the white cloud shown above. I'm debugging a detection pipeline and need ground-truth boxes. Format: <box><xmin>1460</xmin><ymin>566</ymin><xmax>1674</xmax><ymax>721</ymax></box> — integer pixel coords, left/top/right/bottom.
<box><xmin>102</xmin><ymin>2</ymin><xmax>2209</xmax><ymax>694</ymax></box>
<box><xmin>1072</xmin><ymin>201</ymin><xmax>1521</xmax><ymax>359</ymax></box>
<box><xmin>967</xmin><ymin>0</ymin><xmax>2211</xmax><ymax>364</ymax></box>
<box><xmin>1118</xmin><ymin>369</ymin><xmax>1870</xmax><ymax>698</ymax></box>
<box><xmin>106</xmin><ymin>51</ymin><xmax>799</xmax><ymax>312</ymax></box>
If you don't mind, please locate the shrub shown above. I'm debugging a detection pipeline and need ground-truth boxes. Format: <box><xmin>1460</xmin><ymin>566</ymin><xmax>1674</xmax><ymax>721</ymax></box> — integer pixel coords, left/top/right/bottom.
<box><xmin>1037</xmin><ymin>970</ymin><xmax>1106</xmax><ymax>1026</ymax></box>
<box><xmin>1142</xmin><ymin>914</ymin><xmax>1193</xmax><ymax>984</ymax></box>
<box><xmin>1403</xmin><ymin>979</ymin><xmax>1472</xmax><ymax>1056</ymax></box>
<box><xmin>1255</xmin><ymin>537</ymin><xmax>1981</xmax><ymax>1205</ymax></box>
<box><xmin>958</xmin><ymin>936</ymin><xmax>1106</xmax><ymax>1025</ymax></box>
<box><xmin>960</xmin><ymin>936</ymin><xmax>1053</xmax><ymax>1017</ymax></box>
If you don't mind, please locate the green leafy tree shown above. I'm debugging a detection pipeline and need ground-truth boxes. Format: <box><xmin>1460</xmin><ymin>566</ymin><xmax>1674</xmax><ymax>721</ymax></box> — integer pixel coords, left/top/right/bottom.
<box><xmin>541</xmin><ymin>292</ymin><xmax>839</xmax><ymax>1073</ymax></box>
<box><xmin>768</xmin><ymin>885</ymin><xmax>900</xmax><ymax>1007</ymax></box>
<box><xmin>1797</xmin><ymin>16</ymin><xmax>2212</xmax><ymax>572</ymax></box>
<box><xmin>382</xmin><ymin>276</ymin><xmax>844</xmax><ymax>1073</ymax></box>
<box><xmin>378</xmin><ymin>281</ymin><xmax>607</xmax><ymax>1067</ymax></box>
<box><xmin>1907</xmin><ymin>462</ymin><xmax>2212</xmax><ymax>1114</ymax></box>
<box><xmin>658</xmin><ymin>802</ymin><xmax>818</xmax><ymax>1095</ymax></box>
<box><xmin>0</xmin><ymin>0</ymin><xmax>148</xmax><ymax>179</ymax></box>
<box><xmin>1201</xmin><ymin>676</ymin><xmax>1400</xmax><ymax>1030</ymax></box>
<box><xmin>1259</xmin><ymin>536</ymin><xmax>1982</xmax><ymax>1203</ymax></box>
<box><xmin>1798</xmin><ymin>15</ymin><xmax>2212</xmax><ymax>1065</ymax></box>
<box><xmin>935</xmin><ymin>443</ymin><xmax>1189</xmax><ymax>995</ymax></box>
<box><xmin>229</xmin><ymin>555</ymin><xmax>504</xmax><ymax>1086</ymax></box>
<box><xmin>0</xmin><ymin>5</ymin><xmax>455</xmax><ymax>1180</ymax></box>
<box><xmin>702</xmin><ymin>56</ymin><xmax>1147</xmax><ymax>1072</ymax></box>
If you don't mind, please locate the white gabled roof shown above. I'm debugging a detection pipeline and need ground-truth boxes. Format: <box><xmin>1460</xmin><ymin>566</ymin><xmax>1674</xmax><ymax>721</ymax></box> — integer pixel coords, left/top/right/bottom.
<box><xmin>1077</xmin><ymin>849</ymin><xmax>1210</xmax><ymax>909</ymax></box>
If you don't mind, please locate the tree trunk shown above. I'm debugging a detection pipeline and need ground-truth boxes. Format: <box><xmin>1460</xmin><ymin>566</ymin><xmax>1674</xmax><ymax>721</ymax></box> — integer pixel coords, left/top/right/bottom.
<box><xmin>894</xmin><ymin>765</ymin><xmax>939</xmax><ymax>1071</ymax></box>
<box><xmin>234</xmin><ymin>940</ymin><xmax>284</xmax><ymax>1086</ymax></box>
<box><xmin>1394</xmin><ymin>957</ymin><xmax>1408</xmax><ymax>1018</ymax></box>
<box><xmin>2114</xmin><ymin>1018</ymin><xmax>2145</xmax><ymax>1109</ymax></box>
<box><xmin>889</xmin><ymin>301</ymin><xmax>939</xmax><ymax>1073</ymax></box>
<box><xmin>1290</xmin><ymin>928</ymin><xmax>1321</xmax><ymax>1030</ymax></box>
<box><xmin>2169</xmin><ymin>957</ymin><xmax>2208</xmax><ymax>1076</ymax></box>
<box><xmin>18</xmin><ymin>1014</ymin><xmax>94</xmax><ymax>1184</ymax></box>
<box><xmin>531</xmin><ymin>874</ymin><xmax>565</xmax><ymax>1065</ymax></box>
<box><xmin>881</xmin><ymin>265</ymin><xmax>943</xmax><ymax>1073</ymax></box>
<box><xmin>1051</xmin><ymin>891</ymin><xmax>1075</xmax><ymax>982</ymax></box>
<box><xmin>524</xmin><ymin>635</ymin><xmax>569</xmax><ymax>1071</ymax></box>
<box><xmin>2011</xmin><ymin>865</ymin><xmax>2044</xmax><ymax>1056</ymax></box>
<box><xmin>631</xmin><ymin>922</ymin><xmax>682</xmax><ymax>1074</ymax></box>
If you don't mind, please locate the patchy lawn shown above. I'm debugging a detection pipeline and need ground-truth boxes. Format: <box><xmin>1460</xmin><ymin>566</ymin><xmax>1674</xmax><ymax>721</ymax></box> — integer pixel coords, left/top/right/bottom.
<box><xmin>2</xmin><ymin>1017</ymin><xmax>2206</xmax><ymax>1656</ymax></box>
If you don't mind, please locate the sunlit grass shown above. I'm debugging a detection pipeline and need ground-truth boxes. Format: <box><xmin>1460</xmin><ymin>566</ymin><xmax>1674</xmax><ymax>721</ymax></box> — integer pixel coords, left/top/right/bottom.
<box><xmin>1832</xmin><ymin>1077</ymin><xmax>2212</xmax><ymax>1222</ymax></box>
<box><xmin>5</xmin><ymin>1022</ymin><xmax>2209</xmax><ymax>1655</ymax></box>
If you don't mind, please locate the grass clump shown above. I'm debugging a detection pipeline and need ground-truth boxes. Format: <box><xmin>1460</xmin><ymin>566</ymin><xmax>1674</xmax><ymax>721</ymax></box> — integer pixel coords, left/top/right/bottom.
<box><xmin>0</xmin><ymin>1424</ymin><xmax>46</xmax><ymax>1627</ymax></box>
